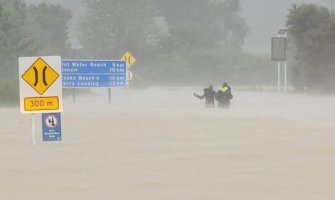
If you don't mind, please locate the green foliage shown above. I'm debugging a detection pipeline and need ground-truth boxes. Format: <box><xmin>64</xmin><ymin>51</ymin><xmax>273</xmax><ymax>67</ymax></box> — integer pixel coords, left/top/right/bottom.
<box><xmin>0</xmin><ymin>1</ymin><xmax>73</xmax><ymax>106</ymax></box>
<box><xmin>287</xmin><ymin>4</ymin><xmax>330</xmax><ymax>51</ymax></box>
<box><xmin>79</xmin><ymin>0</ymin><xmax>157</xmax><ymax>59</ymax></box>
<box><xmin>0</xmin><ymin>80</ymin><xmax>19</xmax><ymax>106</ymax></box>
<box><xmin>25</xmin><ymin>2</ymin><xmax>72</xmax><ymax>56</ymax></box>
<box><xmin>136</xmin><ymin>0</ymin><xmax>259</xmax><ymax>86</ymax></box>
<box><xmin>78</xmin><ymin>0</ymin><xmax>263</xmax><ymax>87</ymax></box>
<box><xmin>156</xmin><ymin>0</ymin><xmax>249</xmax><ymax>51</ymax></box>
<box><xmin>141</xmin><ymin>48</ymin><xmax>275</xmax><ymax>86</ymax></box>
<box><xmin>0</xmin><ymin>1</ymin><xmax>37</xmax><ymax>81</ymax></box>
<box><xmin>287</xmin><ymin>4</ymin><xmax>335</xmax><ymax>92</ymax></box>
<box><xmin>0</xmin><ymin>1</ymin><xmax>37</xmax><ymax>106</ymax></box>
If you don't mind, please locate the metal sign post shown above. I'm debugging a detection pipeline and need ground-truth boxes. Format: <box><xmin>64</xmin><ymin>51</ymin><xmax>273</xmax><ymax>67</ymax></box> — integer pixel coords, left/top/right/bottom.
<box><xmin>72</xmin><ymin>88</ymin><xmax>76</xmax><ymax>104</ymax></box>
<box><xmin>108</xmin><ymin>88</ymin><xmax>112</xmax><ymax>104</ymax></box>
<box><xmin>277</xmin><ymin>62</ymin><xmax>281</xmax><ymax>94</ymax></box>
<box><xmin>31</xmin><ymin>114</ymin><xmax>36</xmax><ymax>146</ymax></box>
<box><xmin>284</xmin><ymin>62</ymin><xmax>287</xmax><ymax>92</ymax></box>
<box><xmin>272</xmin><ymin>33</ymin><xmax>287</xmax><ymax>94</ymax></box>
<box><xmin>282</xmin><ymin>31</ymin><xmax>288</xmax><ymax>93</ymax></box>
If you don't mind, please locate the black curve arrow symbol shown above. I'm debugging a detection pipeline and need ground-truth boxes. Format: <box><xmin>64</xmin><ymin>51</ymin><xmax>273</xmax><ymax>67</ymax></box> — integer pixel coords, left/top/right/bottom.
<box><xmin>42</xmin><ymin>66</ymin><xmax>48</xmax><ymax>86</ymax></box>
<box><xmin>33</xmin><ymin>67</ymin><xmax>38</xmax><ymax>86</ymax></box>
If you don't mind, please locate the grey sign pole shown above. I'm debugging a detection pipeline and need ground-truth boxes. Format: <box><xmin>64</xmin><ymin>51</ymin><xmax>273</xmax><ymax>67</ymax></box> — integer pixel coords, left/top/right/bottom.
<box><xmin>277</xmin><ymin>62</ymin><xmax>281</xmax><ymax>94</ymax></box>
<box><xmin>31</xmin><ymin>114</ymin><xmax>36</xmax><ymax>146</ymax></box>
<box><xmin>272</xmin><ymin>29</ymin><xmax>287</xmax><ymax>93</ymax></box>
<box><xmin>283</xmin><ymin>31</ymin><xmax>288</xmax><ymax>92</ymax></box>
<box><xmin>108</xmin><ymin>88</ymin><xmax>111</xmax><ymax>104</ymax></box>
<box><xmin>284</xmin><ymin>61</ymin><xmax>287</xmax><ymax>92</ymax></box>
<box><xmin>277</xmin><ymin>33</ymin><xmax>281</xmax><ymax>94</ymax></box>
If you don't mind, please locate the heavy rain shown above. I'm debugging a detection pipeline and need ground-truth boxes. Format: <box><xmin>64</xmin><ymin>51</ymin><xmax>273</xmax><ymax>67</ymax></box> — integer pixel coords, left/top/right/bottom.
<box><xmin>1</xmin><ymin>0</ymin><xmax>335</xmax><ymax>199</ymax></box>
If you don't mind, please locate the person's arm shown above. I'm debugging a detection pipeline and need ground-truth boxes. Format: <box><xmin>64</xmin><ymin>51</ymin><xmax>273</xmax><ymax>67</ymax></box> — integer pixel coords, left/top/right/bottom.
<box><xmin>194</xmin><ymin>91</ymin><xmax>205</xmax><ymax>99</ymax></box>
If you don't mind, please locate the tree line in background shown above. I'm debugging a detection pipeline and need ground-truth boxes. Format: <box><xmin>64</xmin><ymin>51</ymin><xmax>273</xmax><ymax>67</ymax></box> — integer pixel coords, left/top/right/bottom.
<box><xmin>287</xmin><ymin>4</ymin><xmax>335</xmax><ymax>93</ymax></box>
<box><xmin>2</xmin><ymin>0</ymin><xmax>332</xmax><ymax>105</ymax></box>
<box><xmin>78</xmin><ymin>0</ymin><xmax>275</xmax><ymax>86</ymax></box>
<box><xmin>0</xmin><ymin>0</ymin><xmax>72</xmax><ymax>105</ymax></box>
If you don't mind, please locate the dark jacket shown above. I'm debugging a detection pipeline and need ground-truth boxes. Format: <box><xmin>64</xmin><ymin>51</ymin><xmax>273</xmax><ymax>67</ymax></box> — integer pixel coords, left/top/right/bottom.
<box><xmin>195</xmin><ymin>88</ymin><xmax>216</xmax><ymax>105</ymax></box>
<box><xmin>215</xmin><ymin>86</ymin><xmax>233</xmax><ymax>107</ymax></box>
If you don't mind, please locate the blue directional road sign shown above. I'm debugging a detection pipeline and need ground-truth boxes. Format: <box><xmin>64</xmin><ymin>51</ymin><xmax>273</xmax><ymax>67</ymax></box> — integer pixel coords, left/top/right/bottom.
<box><xmin>42</xmin><ymin>113</ymin><xmax>62</xmax><ymax>141</ymax></box>
<box><xmin>62</xmin><ymin>60</ymin><xmax>127</xmax><ymax>88</ymax></box>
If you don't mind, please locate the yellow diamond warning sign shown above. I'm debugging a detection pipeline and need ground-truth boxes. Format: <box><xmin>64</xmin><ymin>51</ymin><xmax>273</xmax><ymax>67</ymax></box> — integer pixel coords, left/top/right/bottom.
<box><xmin>19</xmin><ymin>56</ymin><xmax>62</xmax><ymax>114</ymax></box>
<box><xmin>22</xmin><ymin>57</ymin><xmax>59</xmax><ymax>95</ymax></box>
<box><xmin>121</xmin><ymin>52</ymin><xmax>136</xmax><ymax>69</ymax></box>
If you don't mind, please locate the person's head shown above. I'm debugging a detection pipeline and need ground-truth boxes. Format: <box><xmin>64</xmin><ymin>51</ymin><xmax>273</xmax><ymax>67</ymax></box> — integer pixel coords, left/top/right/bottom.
<box><xmin>208</xmin><ymin>84</ymin><xmax>213</xmax><ymax>90</ymax></box>
<box><xmin>222</xmin><ymin>82</ymin><xmax>228</xmax><ymax>87</ymax></box>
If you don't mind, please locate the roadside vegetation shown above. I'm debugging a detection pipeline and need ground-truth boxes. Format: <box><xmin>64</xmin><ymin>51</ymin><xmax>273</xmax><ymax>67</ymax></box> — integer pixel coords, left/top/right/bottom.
<box><xmin>0</xmin><ymin>1</ymin><xmax>333</xmax><ymax>105</ymax></box>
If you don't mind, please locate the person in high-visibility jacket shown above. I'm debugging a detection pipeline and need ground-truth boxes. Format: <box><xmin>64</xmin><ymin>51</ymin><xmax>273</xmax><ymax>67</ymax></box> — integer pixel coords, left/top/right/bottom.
<box><xmin>215</xmin><ymin>82</ymin><xmax>233</xmax><ymax>108</ymax></box>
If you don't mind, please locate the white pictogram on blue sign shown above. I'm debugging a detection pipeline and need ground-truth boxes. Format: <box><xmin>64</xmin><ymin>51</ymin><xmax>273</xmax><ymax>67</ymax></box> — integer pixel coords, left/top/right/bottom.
<box><xmin>42</xmin><ymin>113</ymin><xmax>61</xmax><ymax>141</ymax></box>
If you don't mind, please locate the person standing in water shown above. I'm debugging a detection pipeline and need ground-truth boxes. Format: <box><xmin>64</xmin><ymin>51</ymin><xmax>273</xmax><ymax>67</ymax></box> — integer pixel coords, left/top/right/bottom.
<box><xmin>215</xmin><ymin>82</ymin><xmax>233</xmax><ymax>108</ymax></box>
<box><xmin>194</xmin><ymin>84</ymin><xmax>216</xmax><ymax>108</ymax></box>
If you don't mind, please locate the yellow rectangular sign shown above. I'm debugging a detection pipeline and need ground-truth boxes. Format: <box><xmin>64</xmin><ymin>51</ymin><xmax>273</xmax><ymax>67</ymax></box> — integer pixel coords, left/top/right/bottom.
<box><xmin>24</xmin><ymin>96</ymin><xmax>59</xmax><ymax>111</ymax></box>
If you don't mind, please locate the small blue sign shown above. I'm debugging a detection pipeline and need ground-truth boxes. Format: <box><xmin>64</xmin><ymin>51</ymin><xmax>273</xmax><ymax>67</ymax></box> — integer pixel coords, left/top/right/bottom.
<box><xmin>61</xmin><ymin>60</ymin><xmax>127</xmax><ymax>88</ymax></box>
<box><xmin>42</xmin><ymin>113</ymin><xmax>62</xmax><ymax>142</ymax></box>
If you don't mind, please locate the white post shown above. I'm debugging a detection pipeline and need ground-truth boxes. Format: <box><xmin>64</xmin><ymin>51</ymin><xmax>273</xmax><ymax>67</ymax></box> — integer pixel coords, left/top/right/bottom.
<box><xmin>284</xmin><ymin>32</ymin><xmax>288</xmax><ymax>93</ymax></box>
<box><xmin>277</xmin><ymin>62</ymin><xmax>281</xmax><ymax>94</ymax></box>
<box><xmin>284</xmin><ymin>62</ymin><xmax>287</xmax><ymax>92</ymax></box>
<box><xmin>31</xmin><ymin>114</ymin><xmax>36</xmax><ymax>146</ymax></box>
<box><xmin>277</xmin><ymin>33</ymin><xmax>281</xmax><ymax>95</ymax></box>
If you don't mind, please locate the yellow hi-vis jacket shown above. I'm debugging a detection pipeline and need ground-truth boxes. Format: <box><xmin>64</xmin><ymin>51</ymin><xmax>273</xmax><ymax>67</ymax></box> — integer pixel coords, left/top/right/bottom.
<box><xmin>219</xmin><ymin>86</ymin><xmax>229</xmax><ymax>93</ymax></box>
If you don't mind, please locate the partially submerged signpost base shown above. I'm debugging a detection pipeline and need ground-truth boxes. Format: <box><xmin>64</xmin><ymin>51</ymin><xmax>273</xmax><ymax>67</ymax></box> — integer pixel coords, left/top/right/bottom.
<box><xmin>31</xmin><ymin>114</ymin><xmax>36</xmax><ymax>146</ymax></box>
<box><xmin>19</xmin><ymin>56</ymin><xmax>63</xmax><ymax>146</ymax></box>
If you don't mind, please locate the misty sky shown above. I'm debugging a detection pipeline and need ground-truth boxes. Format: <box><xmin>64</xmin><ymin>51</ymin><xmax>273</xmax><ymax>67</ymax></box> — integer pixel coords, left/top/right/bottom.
<box><xmin>25</xmin><ymin>0</ymin><xmax>331</xmax><ymax>54</ymax></box>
